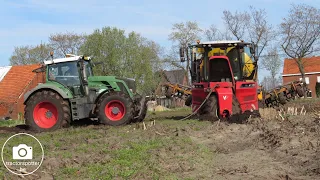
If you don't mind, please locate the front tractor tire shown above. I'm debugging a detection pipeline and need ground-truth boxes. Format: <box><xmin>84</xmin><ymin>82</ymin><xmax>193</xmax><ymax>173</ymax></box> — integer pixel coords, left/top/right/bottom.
<box><xmin>200</xmin><ymin>95</ymin><xmax>219</xmax><ymax>121</ymax></box>
<box><xmin>24</xmin><ymin>90</ymin><xmax>71</xmax><ymax>132</ymax></box>
<box><xmin>96</xmin><ymin>91</ymin><xmax>134</xmax><ymax>126</ymax></box>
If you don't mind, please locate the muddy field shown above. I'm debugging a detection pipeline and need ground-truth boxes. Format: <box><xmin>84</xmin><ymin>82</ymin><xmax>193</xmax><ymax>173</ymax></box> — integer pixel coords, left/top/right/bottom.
<box><xmin>0</xmin><ymin>105</ymin><xmax>319</xmax><ymax>180</ymax></box>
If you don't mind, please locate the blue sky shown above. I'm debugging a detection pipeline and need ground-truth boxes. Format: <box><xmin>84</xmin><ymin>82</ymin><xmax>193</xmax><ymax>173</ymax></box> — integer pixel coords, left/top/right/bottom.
<box><xmin>0</xmin><ymin>0</ymin><xmax>319</xmax><ymax>80</ymax></box>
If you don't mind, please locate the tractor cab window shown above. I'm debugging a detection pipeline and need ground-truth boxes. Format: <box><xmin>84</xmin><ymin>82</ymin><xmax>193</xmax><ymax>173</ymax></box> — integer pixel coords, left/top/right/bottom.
<box><xmin>48</xmin><ymin>61</ymin><xmax>81</xmax><ymax>87</ymax></box>
<box><xmin>226</xmin><ymin>48</ymin><xmax>241</xmax><ymax>80</ymax></box>
<box><xmin>84</xmin><ymin>61</ymin><xmax>93</xmax><ymax>77</ymax></box>
<box><xmin>241</xmin><ymin>46</ymin><xmax>255</xmax><ymax>78</ymax></box>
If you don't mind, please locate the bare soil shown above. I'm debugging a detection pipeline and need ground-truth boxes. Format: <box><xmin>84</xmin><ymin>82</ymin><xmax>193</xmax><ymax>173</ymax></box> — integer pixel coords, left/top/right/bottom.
<box><xmin>0</xmin><ymin>104</ymin><xmax>319</xmax><ymax>179</ymax></box>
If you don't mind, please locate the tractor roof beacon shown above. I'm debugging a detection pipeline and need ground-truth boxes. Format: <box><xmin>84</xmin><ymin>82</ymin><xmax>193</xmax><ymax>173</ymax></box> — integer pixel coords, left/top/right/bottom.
<box><xmin>24</xmin><ymin>54</ymin><xmax>147</xmax><ymax>132</ymax></box>
<box><xmin>180</xmin><ymin>40</ymin><xmax>260</xmax><ymax>121</ymax></box>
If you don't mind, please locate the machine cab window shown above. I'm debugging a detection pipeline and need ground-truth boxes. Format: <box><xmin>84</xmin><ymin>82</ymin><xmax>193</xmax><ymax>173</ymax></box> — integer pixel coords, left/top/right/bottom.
<box><xmin>241</xmin><ymin>46</ymin><xmax>256</xmax><ymax>79</ymax></box>
<box><xmin>84</xmin><ymin>61</ymin><xmax>93</xmax><ymax>77</ymax></box>
<box><xmin>48</xmin><ymin>61</ymin><xmax>81</xmax><ymax>87</ymax></box>
<box><xmin>226</xmin><ymin>47</ymin><xmax>241</xmax><ymax>80</ymax></box>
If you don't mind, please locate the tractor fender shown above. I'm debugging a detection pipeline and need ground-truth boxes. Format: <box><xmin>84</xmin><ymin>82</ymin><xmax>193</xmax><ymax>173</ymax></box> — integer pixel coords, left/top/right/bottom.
<box><xmin>215</xmin><ymin>88</ymin><xmax>233</xmax><ymax>116</ymax></box>
<box><xmin>94</xmin><ymin>89</ymin><xmax>111</xmax><ymax>104</ymax></box>
<box><xmin>24</xmin><ymin>84</ymin><xmax>73</xmax><ymax>104</ymax></box>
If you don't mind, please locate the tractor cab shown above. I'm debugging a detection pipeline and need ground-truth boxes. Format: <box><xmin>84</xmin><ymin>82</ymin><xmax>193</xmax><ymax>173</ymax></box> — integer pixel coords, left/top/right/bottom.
<box><xmin>184</xmin><ymin>40</ymin><xmax>258</xmax><ymax>84</ymax></box>
<box><xmin>45</xmin><ymin>54</ymin><xmax>93</xmax><ymax>97</ymax></box>
<box><xmin>180</xmin><ymin>40</ymin><xmax>259</xmax><ymax>120</ymax></box>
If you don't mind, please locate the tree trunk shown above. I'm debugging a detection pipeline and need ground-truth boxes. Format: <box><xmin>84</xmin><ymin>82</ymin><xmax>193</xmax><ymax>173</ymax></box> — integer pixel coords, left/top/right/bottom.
<box><xmin>296</xmin><ymin>58</ymin><xmax>307</xmax><ymax>97</ymax></box>
<box><xmin>271</xmin><ymin>75</ymin><xmax>276</xmax><ymax>89</ymax></box>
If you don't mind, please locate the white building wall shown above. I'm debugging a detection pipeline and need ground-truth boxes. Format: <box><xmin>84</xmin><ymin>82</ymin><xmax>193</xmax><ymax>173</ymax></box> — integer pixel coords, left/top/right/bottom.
<box><xmin>0</xmin><ymin>66</ymin><xmax>12</xmax><ymax>82</ymax></box>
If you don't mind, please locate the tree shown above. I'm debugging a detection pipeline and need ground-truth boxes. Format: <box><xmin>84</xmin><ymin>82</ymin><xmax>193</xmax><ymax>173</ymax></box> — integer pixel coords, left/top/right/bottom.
<box><xmin>80</xmin><ymin>26</ymin><xmax>163</xmax><ymax>94</ymax></box>
<box><xmin>261</xmin><ymin>75</ymin><xmax>282</xmax><ymax>91</ymax></box>
<box><xmin>9</xmin><ymin>43</ymin><xmax>52</xmax><ymax>65</ymax></box>
<box><xmin>168</xmin><ymin>21</ymin><xmax>203</xmax><ymax>84</ymax></box>
<box><xmin>280</xmin><ymin>4</ymin><xmax>320</xmax><ymax>85</ymax></box>
<box><xmin>80</xmin><ymin>27</ymin><xmax>126</xmax><ymax>76</ymax></box>
<box><xmin>223</xmin><ymin>7</ymin><xmax>274</xmax><ymax>58</ymax></box>
<box><xmin>261</xmin><ymin>47</ymin><xmax>282</xmax><ymax>87</ymax></box>
<box><xmin>204</xmin><ymin>25</ymin><xmax>233</xmax><ymax>41</ymax></box>
<box><xmin>204</xmin><ymin>25</ymin><xmax>219</xmax><ymax>41</ymax></box>
<box><xmin>248</xmin><ymin>6</ymin><xmax>275</xmax><ymax>58</ymax></box>
<box><xmin>222</xmin><ymin>10</ymin><xmax>250</xmax><ymax>40</ymax></box>
<box><xmin>49</xmin><ymin>31</ymin><xmax>86</xmax><ymax>58</ymax></box>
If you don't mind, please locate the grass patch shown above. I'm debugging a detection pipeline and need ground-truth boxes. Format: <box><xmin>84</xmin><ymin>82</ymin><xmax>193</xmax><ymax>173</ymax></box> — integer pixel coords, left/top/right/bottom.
<box><xmin>0</xmin><ymin>119</ymin><xmax>24</xmax><ymax>127</ymax></box>
<box><xmin>0</xmin><ymin>109</ymin><xmax>215</xmax><ymax>179</ymax></box>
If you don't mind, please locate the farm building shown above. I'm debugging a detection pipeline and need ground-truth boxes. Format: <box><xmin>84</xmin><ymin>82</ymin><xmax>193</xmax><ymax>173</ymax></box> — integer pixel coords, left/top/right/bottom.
<box><xmin>282</xmin><ymin>56</ymin><xmax>320</xmax><ymax>98</ymax></box>
<box><xmin>0</xmin><ymin>64</ymin><xmax>45</xmax><ymax>120</ymax></box>
<box><xmin>154</xmin><ymin>69</ymin><xmax>188</xmax><ymax>108</ymax></box>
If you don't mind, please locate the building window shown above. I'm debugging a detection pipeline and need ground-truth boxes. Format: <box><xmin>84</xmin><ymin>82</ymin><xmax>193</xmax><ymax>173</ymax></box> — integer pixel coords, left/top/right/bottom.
<box><xmin>299</xmin><ymin>77</ymin><xmax>310</xmax><ymax>84</ymax></box>
<box><xmin>317</xmin><ymin>76</ymin><xmax>320</xmax><ymax>83</ymax></box>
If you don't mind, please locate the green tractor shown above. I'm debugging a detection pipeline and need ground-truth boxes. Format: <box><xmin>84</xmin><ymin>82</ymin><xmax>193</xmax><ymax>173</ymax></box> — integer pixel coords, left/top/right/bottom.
<box><xmin>23</xmin><ymin>54</ymin><xmax>147</xmax><ymax>132</ymax></box>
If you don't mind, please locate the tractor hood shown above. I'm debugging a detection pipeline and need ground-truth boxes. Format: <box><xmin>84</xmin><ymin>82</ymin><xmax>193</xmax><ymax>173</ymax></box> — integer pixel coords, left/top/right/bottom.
<box><xmin>116</xmin><ymin>77</ymin><xmax>136</xmax><ymax>93</ymax></box>
<box><xmin>88</xmin><ymin>76</ymin><xmax>136</xmax><ymax>93</ymax></box>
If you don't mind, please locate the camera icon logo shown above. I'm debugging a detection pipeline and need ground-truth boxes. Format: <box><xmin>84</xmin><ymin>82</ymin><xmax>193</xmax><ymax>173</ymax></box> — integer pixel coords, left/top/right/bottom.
<box><xmin>12</xmin><ymin>144</ymin><xmax>33</xmax><ymax>160</ymax></box>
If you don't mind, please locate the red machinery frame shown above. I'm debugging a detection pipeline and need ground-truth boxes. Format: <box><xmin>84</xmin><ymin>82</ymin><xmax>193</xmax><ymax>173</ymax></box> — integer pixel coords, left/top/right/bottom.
<box><xmin>191</xmin><ymin>55</ymin><xmax>258</xmax><ymax>118</ymax></box>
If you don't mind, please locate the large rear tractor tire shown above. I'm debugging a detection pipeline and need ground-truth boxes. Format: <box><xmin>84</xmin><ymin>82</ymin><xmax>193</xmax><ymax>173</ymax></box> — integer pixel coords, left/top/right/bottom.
<box><xmin>96</xmin><ymin>91</ymin><xmax>134</xmax><ymax>126</ymax></box>
<box><xmin>200</xmin><ymin>95</ymin><xmax>219</xmax><ymax>121</ymax></box>
<box><xmin>132</xmin><ymin>94</ymin><xmax>147</xmax><ymax>123</ymax></box>
<box><xmin>24</xmin><ymin>90</ymin><xmax>71</xmax><ymax>132</ymax></box>
<box><xmin>185</xmin><ymin>95</ymin><xmax>192</xmax><ymax>106</ymax></box>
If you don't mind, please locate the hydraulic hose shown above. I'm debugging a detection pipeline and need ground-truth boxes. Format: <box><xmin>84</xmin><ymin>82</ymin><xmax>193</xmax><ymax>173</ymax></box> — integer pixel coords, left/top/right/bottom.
<box><xmin>180</xmin><ymin>88</ymin><xmax>213</xmax><ymax>120</ymax></box>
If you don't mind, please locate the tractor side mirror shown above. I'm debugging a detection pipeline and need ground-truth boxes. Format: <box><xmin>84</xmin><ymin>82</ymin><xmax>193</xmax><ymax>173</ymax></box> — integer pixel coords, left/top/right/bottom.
<box><xmin>179</xmin><ymin>47</ymin><xmax>185</xmax><ymax>62</ymax></box>
<box><xmin>250</xmin><ymin>44</ymin><xmax>258</xmax><ymax>56</ymax></box>
<box><xmin>249</xmin><ymin>46</ymin><xmax>255</xmax><ymax>55</ymax></box>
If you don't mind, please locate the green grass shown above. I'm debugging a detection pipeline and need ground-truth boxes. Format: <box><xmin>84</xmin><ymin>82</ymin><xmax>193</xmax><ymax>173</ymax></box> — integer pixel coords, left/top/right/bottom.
<box><xmin>0</xmin><ymin>109</ymin><xmax>215</xmax><ymax>179</ymax></box>
<box><xmin>0</xmin><ymin>119</ymin><xmax>24</xmax><ymax>127</ymax></box>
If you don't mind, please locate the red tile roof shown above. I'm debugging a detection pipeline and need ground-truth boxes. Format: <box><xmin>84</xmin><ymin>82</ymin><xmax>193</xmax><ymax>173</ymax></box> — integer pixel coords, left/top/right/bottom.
<box><xmin>0</xmin><ymin>64</ymin><xmax>42</xmax><ymax>103</ymax></box>
<box><xmin>283</xmin><ymin>56</ymin><xmax>320</xmax><ymax>75</ymax></box>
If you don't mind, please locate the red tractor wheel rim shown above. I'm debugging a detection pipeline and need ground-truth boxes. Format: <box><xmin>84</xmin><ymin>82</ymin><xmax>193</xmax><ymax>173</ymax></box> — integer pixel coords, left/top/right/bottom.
<box><xmin>33</xmin><ymin>102</ymin><xmax>58</xmax><ymax>128</ymax></box>
<box><xmin>105</xmin><ymin>100</ymin><xmax>126</xmax><ymax>121</ymax></box>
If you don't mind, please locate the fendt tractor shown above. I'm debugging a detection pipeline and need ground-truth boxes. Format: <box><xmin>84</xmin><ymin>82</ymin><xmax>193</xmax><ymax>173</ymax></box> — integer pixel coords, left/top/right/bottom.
<box><xmin>180</xmin><ymin>40</ymin><xmax>259</xmax><ymax>121</ymax></box>
<box><xmin>24</xmin><ymin>54</ymin><xmax>147</xmax><ymax>132</ymax></box>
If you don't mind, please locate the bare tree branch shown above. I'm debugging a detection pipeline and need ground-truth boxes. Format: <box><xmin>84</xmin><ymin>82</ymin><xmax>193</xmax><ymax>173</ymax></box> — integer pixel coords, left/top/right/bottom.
<box><xmin>169</xmin><ymin>21</ymin><xmax>203</xmax><ymax>85</ymax></box>
<box><xmin>49</xmin><ymin>31</ymin><xmax>86</xmax><ymax>58</ymax></box>
<box><xmin>261</xmin><ymin>46</ymin><xmax>282</xmax><ymax>87</ymax></box>
<box><xmin>280</xmin><ymin>4</ymin><xmax>320</xmax><ymax>86</ymax></box>
<box><xmin>222</xmin><ymin>10</ymin><xmax>250</xmax><ymax>40</ymax></box>
<box><xmin>248</xmin><ymin>6</ymin><xmax>275</xmax><ymax>58</ymax></box>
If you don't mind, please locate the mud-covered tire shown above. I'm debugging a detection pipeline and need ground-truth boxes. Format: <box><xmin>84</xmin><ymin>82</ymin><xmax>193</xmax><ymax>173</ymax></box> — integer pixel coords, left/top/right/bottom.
<box><xmin>278</xmin><ymin>93</ymin><xmax>287</xmax><ymax>105</ymax></box>
<box><xmin>185</xmin><ymin>95</ymin><xmax>192</xmax><ymax>106</ymax></box>
<box><xmin>96</xmin><ymin>91</ymin><xmax>134</xmax><ymax>126</ymax></box>
<box><xmin>232</xmin><ymin>95</ymin><xmax>241</xmax><ymax>115</ymax></box>
<box><xmin>132</xmin><ymin>94</ymin><xmax>147</xmax><ymax>123</ymax></box>
<box><xmin>200</xmin><ymin>95</ymin><xmax>219</xmax><ymax>121</ymax></box>
<box><xmin>24</xmin><ymin>90</ymin><xmax>71</xmax><ymax>132</ymax></box>
<box><xmin>229</xmin><ymin>95</ymin><xmax>242</xmax><ymax>121</ymax></box>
